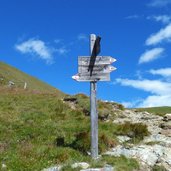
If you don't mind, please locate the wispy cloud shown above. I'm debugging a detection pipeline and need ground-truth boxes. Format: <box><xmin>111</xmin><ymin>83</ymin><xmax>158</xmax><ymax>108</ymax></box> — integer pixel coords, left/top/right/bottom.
<box><xmin>15</xmin><ymin>38</ymin><xmax>54</xmax><ymax>64</ymax></box>
<box><xmin>138</xmin><ymin>48</ymin><xmax>164</xmax><ymax>64</ymax></box>
<box><xmin>146</xmin><ymin>23</ymin><xmax>171</xmax><ymax>45</ymax></box>
<box><xmin>147</xmin><ymin>15</ymin><xmax>171</xmax><ymax>24</ymax></box>
<box><xmin>77</xmin><ymin>33</ymin><xmax>88</xmax><ymax>41</ymax></box>
<box><xmin>55</xmin><ymin>47</ymin><xmax>68</xmax><ymax>55</ymax></box>
<box><xmin>149</xmin><ymin>68</ymin><xmax>171</xmax><ymax>77</ymax></box>
<box><xmin>116</xmin><ymin>78</ymin><xmax>171</xmax><ymax>95</ymax></box>
<box><xmin>122</xmin><ymin>99</ymin><xmax>143</xmax><ymax>108</ymax></box>
<box><xmin>115</xmin><ymin>78</ymin><xmax>171</xmax><ymax>107</ymax></box>
<box><xmin>148</xmin><ymin>0</ymin><xmax>171</xmax><ymax>8</ymax></box>
<box><xmin>138</xmin><ymin>95</ymin><xmax>171</xmax><ymax>107</ymax></box>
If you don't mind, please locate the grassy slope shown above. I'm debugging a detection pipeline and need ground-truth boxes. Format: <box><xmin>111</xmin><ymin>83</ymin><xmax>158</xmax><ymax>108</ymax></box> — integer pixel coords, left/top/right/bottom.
<box><xmin>0</xmin><ymin>62</ymin><xmax>141</xmax><ymax>170</ymax></box>
<box><xmin>0</xmin><ymin>91</ymin><xmax>140</xmax><ymax>171</ymax></box>
<box><xmin>0</xmin><ymin>61</ymin><xmax>64</xmax><ymax>96</ymax></box>
<box><xmin>134</xmin><ymin>106</ymin><xmax>171</xmax><ymax>116</ymax></box>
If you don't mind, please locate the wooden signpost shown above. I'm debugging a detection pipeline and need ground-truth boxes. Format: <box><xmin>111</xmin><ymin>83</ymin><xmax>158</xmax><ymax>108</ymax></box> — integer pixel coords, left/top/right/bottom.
<box><xmin>72</xmin><ymin>34</ymin><xmax>116</xmax><ymax>159</ymax></box>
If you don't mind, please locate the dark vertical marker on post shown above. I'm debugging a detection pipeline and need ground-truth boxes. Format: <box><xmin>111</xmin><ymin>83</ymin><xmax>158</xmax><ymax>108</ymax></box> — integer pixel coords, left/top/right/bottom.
<box><xmin>90</xmin><ymin>34</ymin><xmax>98</xmax><ymax>159</ymax></box>
<box><xmin>88</xmin><ymin>36</ymin><xmax>101</xmax><ymax>76</ymax></box>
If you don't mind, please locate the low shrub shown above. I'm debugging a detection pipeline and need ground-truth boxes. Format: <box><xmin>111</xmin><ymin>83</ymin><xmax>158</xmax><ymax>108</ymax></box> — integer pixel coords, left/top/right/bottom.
<box><xmin>114</xmin><ymin>122</ymin><xmax>149</xmax><ymax>143</ymax></box>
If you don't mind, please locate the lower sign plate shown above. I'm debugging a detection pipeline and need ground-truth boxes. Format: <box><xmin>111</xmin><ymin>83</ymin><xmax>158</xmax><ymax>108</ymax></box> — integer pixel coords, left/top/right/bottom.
<box><xmin>72</xmin><ymin>73</ymin><xmax>110</xmax><ymax>82</ymax></box>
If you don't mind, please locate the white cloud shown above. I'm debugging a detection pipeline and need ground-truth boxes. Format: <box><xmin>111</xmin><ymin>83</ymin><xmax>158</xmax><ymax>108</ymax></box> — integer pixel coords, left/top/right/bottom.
<box><xmin>15</xmin><ymin>38</ymin><xmax>53</xmax><ymax>64</ymax></box>
<box><xmin>146</xmin><ymin>24</ymin><xmax>171</xmax><ymax>45</ymax></box>
<box><xmin>148</xmin><ymin>0</ymin><xmax>171</xmax><ymax>7</ymax></box>
<box><xmin>55</xmin><ymin>47</ymin><xmax>68</xmax><ymax>55</ymax></box>
<box><xmin>122</xmin><ymin>99</ymin><xmax>143</xmax><ymax>108</ymax></box>
<box><xmin>116</xmin><ymin>78</ymin><xmax>171</xmax><ymax>95</ymax></box>
<box><xmin>138</xmin><ymin>95</ymin><xmax>171</xmax><ymax>107</ymax></box>
<box><xmin>77</xmin><ymin>34</ymin><xmax>88</xmax><ymax>41</ymax></box>
<box><xmin>147</xmin><ymin>15</ymin><xmax>171</xmax><ymax>24</ymax></box>
<box><xmin>138</xmin><ymin>48</ymin><xmax>164</xmax><ymax>64</ymax></box>
<box><xmin>116</xmin><ymin>78</ymin><xmax>171</xmax><ymax>107</ymax></box>
<box><xmin>149</xmin><ymin>68</ymin><xmax>171</xmax><ymax>77</ymax></box>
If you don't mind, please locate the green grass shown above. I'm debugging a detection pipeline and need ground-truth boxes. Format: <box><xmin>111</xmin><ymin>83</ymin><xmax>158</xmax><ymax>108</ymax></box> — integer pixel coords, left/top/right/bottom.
<box><xmin>152</xmin><ymin>165</ymin><xmax>167</xmax><ymax>171</ymax></box>
<box><xmin>65</xmin><ymin>94</ymin><xmax>125</xmax><ymax>120</ymax></box>
<box><xmin>134</xmin><ymin>106</ymin><xmax>171</xmax><ymax>116</ymax></box>
<box><xmin>0</xmin><ymin>91</ymin><xmax>140</xmax><ymax>170</ymax></box>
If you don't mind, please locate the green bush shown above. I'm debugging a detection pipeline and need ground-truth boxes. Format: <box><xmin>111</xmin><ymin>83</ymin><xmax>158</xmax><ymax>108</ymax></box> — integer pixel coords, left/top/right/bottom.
<box><xmin>114</xmin><ymin>122</ymin><xmax>149</xmax><ymax>143</ymax></box>
<box><xmin>152</xmin><ymin>165</ymin><xmax>167</xmax><ymax>171</ymax></box>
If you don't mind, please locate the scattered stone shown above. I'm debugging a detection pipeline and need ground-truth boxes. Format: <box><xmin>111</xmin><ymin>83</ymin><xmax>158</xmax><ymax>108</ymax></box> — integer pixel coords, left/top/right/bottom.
<box><xmin>63</xmin><ymin>97</ymin><xmax>77</xmax><ymax>102</ymax></box>
<box><xmin>163</xmin><ymin>114</ymin><xmax>171</xmax><ymax>121</ymax></box>
<box><xmin>72</xmin><ymin>162</ymin><xmax>90</xmax><ymax>169</ymax></box>
<box><xmin>81</xmin><ymin>169</ymin><xmax>102</xmax><ymax>171</ymax></box>
<box><xmin>117</xmin><ymin>135</ymin><xmax>131</xmax><ymax>143</ymax></box>
<box><xmin>42</xmin><ymin>166</ymin><xmax>61</xmax><ymax>171</ymax></box>
<box><xmin>159</xmin><ymin>130</ymin><xmax>171</xmax><ymax>137</ymax></box>
<box><xmin>160</xmin><ymin>121</ymin><xmax>171</xmax><ymax>129</ymax></box>
<box><xmin>2</xmin><ymin>163</ymin><xmax>7</xmax><ymax>169</ymax></box>
<box><xmin>81</xmin><ymin>165</ymin><xmax>114</xmax><ymax>171</ymax></box>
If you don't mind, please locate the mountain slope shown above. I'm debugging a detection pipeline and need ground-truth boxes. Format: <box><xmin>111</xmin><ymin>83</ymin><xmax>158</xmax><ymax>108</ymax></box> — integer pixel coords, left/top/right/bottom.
<box><xmin>0</xmin><ymin>61</ymin><xmax>64</xmax><ymax>96</ymax></box>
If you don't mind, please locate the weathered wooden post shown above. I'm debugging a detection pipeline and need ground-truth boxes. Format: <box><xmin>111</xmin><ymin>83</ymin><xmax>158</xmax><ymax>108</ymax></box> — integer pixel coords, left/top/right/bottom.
<box><xmin>72</xmin><ymin>34</ymin><xmax>117</xmax><ymax>159</ymax></box>
<box><xmin>90</xmin><ymin>34</ymin><xmax>98</xmax><ymax>159</ymax></box>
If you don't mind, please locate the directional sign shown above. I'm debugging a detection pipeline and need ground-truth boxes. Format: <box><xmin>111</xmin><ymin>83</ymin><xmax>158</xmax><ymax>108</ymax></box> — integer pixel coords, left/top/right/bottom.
<box><xmin>78</xmin><ymin>56</ymin><xmax>116</xmax><ymax>66</ymax></box>
<box><xmin>72</xmin><ymin>73</ymin><xmax>110</xmax><ymax>82</ymax></box>
<box><xmin>79</xmin><ymin>65</ymin><xmax>116</xmax><ymax>74</ymax></box>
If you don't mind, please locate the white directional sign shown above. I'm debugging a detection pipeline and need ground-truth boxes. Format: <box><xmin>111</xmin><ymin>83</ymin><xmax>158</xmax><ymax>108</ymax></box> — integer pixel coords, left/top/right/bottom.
<box><xmin>78</xmin><ymin>56</ymin><xmax>116</xmax><ymax>66</ymax></box>
<box><xmin>79</xmin><ymin>65</ymin><xmax>116</xmax><ymax>74</ymax></box>
<box><xmin>72</xmin><ymin>73</ymin><xmax>110</xmax><ymax>82</ymax></box>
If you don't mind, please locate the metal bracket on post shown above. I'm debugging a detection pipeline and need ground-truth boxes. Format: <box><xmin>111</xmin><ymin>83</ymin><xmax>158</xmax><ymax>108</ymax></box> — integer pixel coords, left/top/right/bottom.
<box><xmin>90</xmin><ymin>34</ymin><xmax>98</xmax><ymax>159</ymax></box>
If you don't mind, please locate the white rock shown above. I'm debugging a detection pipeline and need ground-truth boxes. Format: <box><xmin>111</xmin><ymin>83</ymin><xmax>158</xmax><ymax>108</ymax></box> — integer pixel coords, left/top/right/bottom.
<box><xmin>81</xmin><ymin>169</ymin><xmax>102</xmax><ymax>171</ymax></box>
<box><xmin>72</xmin><ymin>162</ymin><xmax>89</xmax><ymax>169</ymax></box>
<box><xmin>42</xmin><ymin>166</ymin><xmax>61</xmax><ymax>171</ymax></box>
<box><xmin>163</xmin><ymin>114</ymin><xmax>171</xmax><ymax>121</ymax></box>
<box><xmin>2</xmin><ymin>163</ymin><xmax>7</xmax><ymax>169</ymax></box>
<box><xmin>117</xmin><ymin>135</ymin><xmax>131</xmax><ymax>143</ymax></box>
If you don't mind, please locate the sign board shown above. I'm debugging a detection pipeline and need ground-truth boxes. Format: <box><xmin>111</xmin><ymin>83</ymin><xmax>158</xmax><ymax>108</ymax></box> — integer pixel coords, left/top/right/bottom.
<box><xmin>72</xmin><ymin>73</ymin><xmax>110</xmax><ymax>82</ymax></box>
<box><xmin>78</xmin><ymin>65</ymin><xmax>116</xmax><ymax>74</ymax></box>
<box><xmin>78</xmin><ymin>56</ymin><xmax>116</xmax><ymax>66</ymax></box>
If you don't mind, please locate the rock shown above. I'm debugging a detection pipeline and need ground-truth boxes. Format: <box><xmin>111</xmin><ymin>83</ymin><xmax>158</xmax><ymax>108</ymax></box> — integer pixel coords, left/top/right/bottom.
<box><xmin>1</xmin><ymin>163</ymin><xmax>7</xmax><ymax>169</ymax></box>
<box><xmin>42</xmin><ymin>166</ymin><xmax>61</xmax><ymax>171</ymax></box>
<box><xmin>117</xmin><ymin>135</ymin><xmax>131</xmax><ymax>143</ymax></box>
<box><xmin>72</xmin><ymin>162</ymin><xmax>89</xmax><ymax>169</ymax></box>
<box><xmin>81</xmin><ymin>169</ymin><xmax>102</xmax><ymax>171</ymax></box>
<box><xmin>105</xmin><ymin>145</ymin><xmax>165</xmax><ymax>166</ymax></box>
<box><xmin>81</xmin><ymin>165</ymin><xmax>114</xmax><ymax>171</ymax></box>
<box><xmin>159</xmin><ymin>130</ymin><xmax>171</xmax><ymax>137</ymax></box>
<box><xmin>160</xmin><ymin>121</ymin><xmax>171</xmax><ymax>129</ymax></box>
<box><xmin>163</xmin><ymin>114</ymin><xmax>171</xmax><ymax>121</ymax></box>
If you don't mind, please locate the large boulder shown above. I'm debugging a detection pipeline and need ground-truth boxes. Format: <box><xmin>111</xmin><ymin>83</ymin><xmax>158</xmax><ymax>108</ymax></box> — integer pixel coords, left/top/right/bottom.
<box><xmin>160</xmin><ymin>121</ymin><xmax>171</xmax><ymax>129</ymax></box>
<box><xmin>163</xmin><ymin>114</ymin><xmax>171</xmax><ymax>121</ymax></box>
<box><xmin>72</xmin><ymin>162</ymin><xmax>89</xmax><ymax>169</ymax></box>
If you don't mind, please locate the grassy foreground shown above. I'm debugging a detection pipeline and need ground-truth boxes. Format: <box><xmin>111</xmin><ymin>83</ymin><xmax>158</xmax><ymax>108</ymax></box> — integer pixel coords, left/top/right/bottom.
<box><xmin>0</xmin><ymin>90</ymin><xmax>141</xmax><ymax>171</ymax></box>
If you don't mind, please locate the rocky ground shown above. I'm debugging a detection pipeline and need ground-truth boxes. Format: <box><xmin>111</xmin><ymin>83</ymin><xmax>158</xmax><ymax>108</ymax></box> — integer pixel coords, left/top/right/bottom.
<box><xmin>105</xmin><ymin>110</ymin><xmax>171</xmax><ymax>171</ymax></box>
<box><xmin>43</xmin><ymin>104</ymin><xmax>171</xmax><ymax>171</ymax></box>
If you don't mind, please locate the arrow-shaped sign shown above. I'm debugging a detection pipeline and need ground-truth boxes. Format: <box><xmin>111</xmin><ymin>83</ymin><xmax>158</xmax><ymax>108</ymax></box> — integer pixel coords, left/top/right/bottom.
<box><xmin>78</xmin><ymin>56</ymin><xmax>116</xmax><ymax>66</ymax></box>
<box><xmin>72</xmin><ymin>73</ymin><xmax>110</xmax><ymax>82</ymax></box>
<box><xmin>79</xmin><ymin>65</ymin><xmax>116</xmax><ymax>74</ymax></box>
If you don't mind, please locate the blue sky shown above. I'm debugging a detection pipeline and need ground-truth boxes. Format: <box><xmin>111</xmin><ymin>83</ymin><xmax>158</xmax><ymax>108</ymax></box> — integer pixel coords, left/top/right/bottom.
<box><xmin>0</xmin><ymin>0</ymin><xmax>171</xmax><ymax>107</ymax></box>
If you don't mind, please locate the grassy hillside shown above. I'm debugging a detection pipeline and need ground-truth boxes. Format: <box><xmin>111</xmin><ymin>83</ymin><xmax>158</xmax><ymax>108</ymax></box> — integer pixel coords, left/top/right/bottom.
<box><xmin>134</xmin><ymin>106</ymin><xmax>171</xmax><ymax>116</ymax></box>
<box><xmin>0</xmin><ymin>61</ymin><xmax>64</xmax><ymax>96</ymax></box>
<box><xmin>0</xmin><ymin>90</ymin><xmax>142</xmax><ymax>171</ymax></box>
<box><xmin>0</xmin><ymin>62</ymin><xmax>143</xmax><ymax>170</ymax></box>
